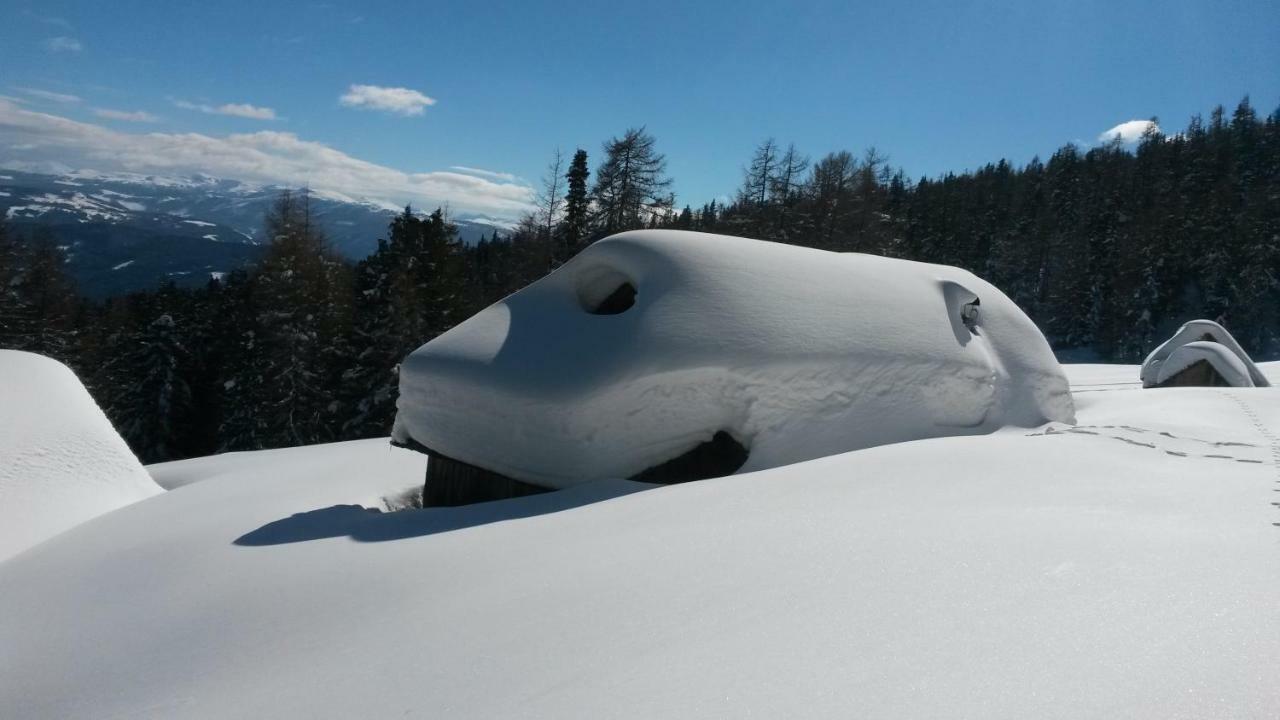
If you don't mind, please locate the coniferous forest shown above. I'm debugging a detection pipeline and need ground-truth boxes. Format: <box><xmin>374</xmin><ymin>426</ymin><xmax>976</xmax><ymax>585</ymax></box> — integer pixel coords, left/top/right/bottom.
<box><xmin>1</xmin><ymin>98</ymin><xmax>1277</xmax><ymax>464</ymax></box>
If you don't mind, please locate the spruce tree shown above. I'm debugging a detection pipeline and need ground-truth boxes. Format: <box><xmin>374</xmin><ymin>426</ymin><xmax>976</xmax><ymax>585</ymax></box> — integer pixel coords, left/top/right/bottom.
<box><xmin>562</xmin><ymin>149</ymin><xmax>590</xmax><ymax>254</ymax></box>
<box><xmin>0</xmin><ymin>223</ymin><xmax>24</xmax><ymax>347</ymax></box>
<box><xmin>10</xmin><ymin>227</ymin><xmax>78</xmax><ymax>360</ymax></box>
<box><xmin>249</xmin><ymin>190</ymin><xmax>354</xmax><ymax>448</ymax></box>
<box><xmin>108</xmin><ymin>314</ymin><xmax>193</xmax><ymax>462</ymax></box>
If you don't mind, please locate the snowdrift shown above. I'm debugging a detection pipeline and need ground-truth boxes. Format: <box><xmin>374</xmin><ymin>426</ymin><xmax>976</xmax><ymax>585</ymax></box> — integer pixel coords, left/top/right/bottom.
<box><xmin>2</xmin><ymin>368</ymin><xmax>1278</xmax><ymax>719</ymax></box>
<box><xmin>0</xmin><ymin>350</ymin><xmax>161</xmax><ymax>561</ymax></box>
<box><xmin>394</xmin><ymin>230</ymin><xmax>1074</xmax><ymax>490</ymax></box>
<box><xmin>1140</xmin><ymin>319</ymin><xmax>1270</xmax><ymax>388</ymax></box>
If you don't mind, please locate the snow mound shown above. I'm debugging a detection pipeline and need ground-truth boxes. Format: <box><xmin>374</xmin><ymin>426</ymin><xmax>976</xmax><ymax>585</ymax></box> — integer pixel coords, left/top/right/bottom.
<box><xmin>1141</xmin><ymin>319</ymin><xmax>1270</xmax><ymax>388</ymax></box>
<box><xmin>394</xmin><ymin>230</ymin><xmax>1074</xmax><ymax>489</ymax></box>
<box><xmin>0</xmin><ymin>350</ymin><xmax>161</xmax><ymax>561</ymax></box>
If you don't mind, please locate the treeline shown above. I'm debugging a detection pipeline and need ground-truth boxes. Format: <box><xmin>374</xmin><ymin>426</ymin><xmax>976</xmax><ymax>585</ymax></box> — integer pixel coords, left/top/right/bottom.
<box><xmin>1</xmin><ymin>97</ymin><xmax>1277</xmax><ymax>463</ymax></box>
<box><xmin>703</xmin><ymin>98</ymin><xmax>1280</xmax><ymax>362</ymax></box>
<box><xmin>1</xmin><ymin>194</ymin><xmax>542</xmax><ymax>462</ymax></box>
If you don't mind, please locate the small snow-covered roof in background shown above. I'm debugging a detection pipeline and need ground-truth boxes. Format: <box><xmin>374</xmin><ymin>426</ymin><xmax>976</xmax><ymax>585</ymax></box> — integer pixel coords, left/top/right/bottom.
<box><xmin>1141</xmin><ymin>319</ymin><xmax>1270</xmax><ymax>388</ymax></box>
<box><xmin>1157</xmin><ymin>340</ymin><xmax>1257</xmax><ymax>387</ymax></box>
<box><xmin>0</xmin><ymin>350</ymin><xmax>160</xmax><ymax>561</ymax></box>
<box><xmin>394</xmin><ymin>230</ymin><xmax>1074</xmax><ymax>488</ymax></box>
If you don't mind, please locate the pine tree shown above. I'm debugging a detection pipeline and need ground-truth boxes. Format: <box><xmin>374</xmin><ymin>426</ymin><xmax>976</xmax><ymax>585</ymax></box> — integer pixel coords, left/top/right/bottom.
<box><xmin>216</xmin><ymin>270</ymin><xmax>269</xmax><ymax>451</ymax></box>
<box><xmin>108</xmin><ymin>313</ymin><xmax>193</xmax><ymax>462</ymax></box>
<box><xmin>808</xmin><ymin>151</ymin><xmax>856</xmax><ymax>250</ymax></box>
<box><xmin>250</xmin><ymin>189</ymin><xmax>354</xmax><ymax>447</ymax></box>
<box><xmin>342</xmin><ymin>224</ymin><xmax>403</xmax><ymax>438</ymax></box>
<box><xmin>9</xmin><ymin>227</ymin><xmax>78</xmax><ymax>360</ymax></box>
<box><xmin>0</xmin><ymin>223</ymin><xmax>25</xmax><ymax>346</ymax></box>
<box><xmin>592</xmin><ymin>127</ymin><xmax>671</xmax><ymax>234</ymax></box>
<box><xmin>562</xmin><ymin>149</ymin><xmax>591</xmax><ymax>254</ymax></box>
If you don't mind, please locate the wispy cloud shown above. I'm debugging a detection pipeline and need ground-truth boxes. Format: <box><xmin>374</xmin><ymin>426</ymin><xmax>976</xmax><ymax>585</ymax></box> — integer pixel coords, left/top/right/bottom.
<box><xmin>339</xmin><ymin>84</ymin><xmax>435</xmax><ymax>116</ymax></box>
<box><xmin>0</xmin><ymin>99</ymin><xmax>534</xmax><ymax>217</ymax></box>
<box><xmin>24</xmin><ymin>10</ymin><xmax>73</xmax><ymax>30</ymax></box>
<box><xmin>93</xmin><ymin>108</ymin><xmax>159</xmax><ymax>123</ymax></box>
<box><xmin>174</xmin><ymin>100</ymin><xmax>277</xmax><ymax>120</ymax></box>
<box><xmin>44</xmin><ymin>36</ymin><xmax>83</xmax><ymax>53</ymax></box>
<box><xmin>15</xmin><ymin>87</ymin><xmax>81</xmax><ymax>104</ymax></box>
<box><xmin>1098</xmin><ymin>119</ymin><xmax>1160</xmax><ymax>144</ymax></box>
<box><xmin>450</xmin><ymin>166</ymin><xmax>518</xmax><ymax>182</ymax></box>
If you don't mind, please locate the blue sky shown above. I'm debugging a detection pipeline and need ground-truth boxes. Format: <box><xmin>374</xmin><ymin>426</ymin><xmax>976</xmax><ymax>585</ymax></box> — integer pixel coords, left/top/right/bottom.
<box><xmin>2</xmin><ymin>0</ymin><xmax>1277</xmax><ymax>218</ymax></box>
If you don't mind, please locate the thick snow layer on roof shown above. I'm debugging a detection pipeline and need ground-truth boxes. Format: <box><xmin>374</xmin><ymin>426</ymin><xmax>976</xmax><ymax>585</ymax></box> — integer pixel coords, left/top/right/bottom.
<box><xmin>0</xmin><ymin>350</ymin><xmax>160</xmax><ymax>561</ymax></box>
<box><xmin>1141</xmin><ymin>319</ymin><xmax>1270</xmax><ymax>388</ymax></box>
<box><xmin>394</xmin><ymin>230</ymin><xmax>1074</xmax><ymax>488</ymax></box>
<box><xmin>2</xmin><ymin>368</ymin><xmax>1279</xmax><ymax>719</ymax></box>
<box><xmin>1156</xmin><ymin>340</ymin><xmax>1257</xmax><ymax>387</ymax></box>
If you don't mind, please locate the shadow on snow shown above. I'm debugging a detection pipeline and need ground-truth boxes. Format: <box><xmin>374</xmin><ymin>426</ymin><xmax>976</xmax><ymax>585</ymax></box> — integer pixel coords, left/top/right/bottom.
<box><xmin>233</xmin><ymin>479</ymin><xmax>651</xmax><ymax>546</ymax></box>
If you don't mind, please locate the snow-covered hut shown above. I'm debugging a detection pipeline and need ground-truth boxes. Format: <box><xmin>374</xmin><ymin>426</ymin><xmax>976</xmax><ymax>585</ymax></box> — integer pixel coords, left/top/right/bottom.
<box><xmin>393</xmin><ymin>230</ymin><xmax>1075</xmax><ymax>505</ymax></box>
<box><xmin>0</xmin><ymin>350</ymin><xmax>161</xmax><ymax>560</ymax></box>
<box><xmin>1140</xmin><ymin>319</ymin><xmax>1270</xmax><ymax>389</ymax></box>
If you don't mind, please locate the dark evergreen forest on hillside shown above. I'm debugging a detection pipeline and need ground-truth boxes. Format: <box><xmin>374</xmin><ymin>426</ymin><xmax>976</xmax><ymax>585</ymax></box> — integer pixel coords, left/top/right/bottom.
<box><xmin>1</xmin><ymin>97</ymin><xmax>1277</xmax><ymax>463</ymax></box>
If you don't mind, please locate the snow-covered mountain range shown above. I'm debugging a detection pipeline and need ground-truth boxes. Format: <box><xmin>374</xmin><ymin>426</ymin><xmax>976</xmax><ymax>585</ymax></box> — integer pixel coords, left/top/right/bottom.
<box><xmin>0</xmin><ymin>169</ymin><xmax>517</xmax><ymax>297</ymax></box>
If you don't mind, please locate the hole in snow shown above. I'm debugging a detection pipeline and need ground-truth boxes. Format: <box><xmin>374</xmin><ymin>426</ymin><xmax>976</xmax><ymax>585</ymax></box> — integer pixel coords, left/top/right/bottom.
<box><xmin>628</xmin><ymin>431</ymin><xmax>750</xmax><ymax>484</ymax></box>
<box><xmin>961</xmin><ymin>298</ymin><xmax>981</xmax><ymax>331</ymax></box>
<box><xmin>577</xmin><ymin>266</ymin><xmax>637</xmax><ymax>315</ymax></box>
<box><xmin>940</xmin><ymin>280</ymin><xmax>981</xmax><ymax>345</ymax></box>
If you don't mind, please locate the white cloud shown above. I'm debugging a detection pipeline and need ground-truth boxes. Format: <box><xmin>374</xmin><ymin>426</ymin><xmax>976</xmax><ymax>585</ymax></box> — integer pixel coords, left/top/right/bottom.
<box><xmin>450</xmin><ymin>166</ymin><xmax>518</xmax><ymax>182</ymax></box>
<box><xmin>24</xmin><ymin>11</ymin><xmax>73</xmax><ymax>30</ymax></box>
<box><xmin>0</xmin><ymin>99</ymin><xmax>534</xmax><ymax>218</ymax></box>
<box><xmin>45</xmin><ymin>36</ymin><xmax>83</xmax><ymax>53</ymax></box>
<box><xmin>16</xmin><ymin>87</ymin><xmax>81</xmax><ymax>104</ymax></box>
<box><xmin>1098</xmin><ymin>119</ymin><xmax>1160</xmax><ymax>144</ymax></box>
<box><xmin>174</xmin><ymin>100</ymin><xmax>277</xmax><ymax>120</ymax></box>
<box><xmin>216</xmin><ymin>103</ymin><xmax>277</xmax><ymax>120</ymax></box>
<box><xmin>339</xmin><ymin>84</ymin><xmax>435</xmax><ymax>116</ymax></box>
<box><xmin>93</xmin><ymin>108</ymin><xmax>159</xmax><ymax>123</ymax></box>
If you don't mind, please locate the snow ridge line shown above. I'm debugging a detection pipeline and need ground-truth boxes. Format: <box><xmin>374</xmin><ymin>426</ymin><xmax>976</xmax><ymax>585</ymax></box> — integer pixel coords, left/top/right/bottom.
<box><xmin>1213</xmin><ymin>390</ymin><xmax>1280</xmax><ymax>527</ymax></box>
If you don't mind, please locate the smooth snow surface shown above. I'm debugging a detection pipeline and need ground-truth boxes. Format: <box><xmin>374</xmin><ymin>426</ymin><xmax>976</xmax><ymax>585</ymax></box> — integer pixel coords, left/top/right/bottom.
<box><xmin>394</xmin><ymin>230</ymin><xmax>1074</xmax><ymax>487</ymax></box>
<box><xmin>0</xmin><ymin>351</ymin><xmax>160</xmax><ymax>561</ymax></box>
<box><xmin>3</xmin><ymin>365</ymin><xmax>1279</xmax><ymax>718</ymax></box>
<box><xmin>1141</xmin><ymin>319</ymin><xmax>1270</xmax><ymax>388</ymax></box>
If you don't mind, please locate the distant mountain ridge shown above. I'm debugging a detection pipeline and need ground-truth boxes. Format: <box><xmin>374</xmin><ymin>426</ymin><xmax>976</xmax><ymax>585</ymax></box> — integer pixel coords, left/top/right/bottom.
<box><xmin>0</xmin><ymin>169</ymin><xmax>517</xmax><ymax>298</ymax></box>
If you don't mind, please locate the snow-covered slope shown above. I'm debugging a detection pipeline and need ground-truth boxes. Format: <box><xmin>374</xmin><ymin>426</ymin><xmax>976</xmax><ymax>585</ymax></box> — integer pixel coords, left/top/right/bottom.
<box><xmin>2</xmin><ymin>364</ymin><xmax>1278</xmax><ymax>718</ymax></box>
<box><xmin>395</xmin><ymin>230</ymin><xmax>1074</xmax><ymax>488</ymax></box>
<box><xmin>0</xmin><ymin>350</ymin><xmax>161</xmax><ymax>561</ymax></box>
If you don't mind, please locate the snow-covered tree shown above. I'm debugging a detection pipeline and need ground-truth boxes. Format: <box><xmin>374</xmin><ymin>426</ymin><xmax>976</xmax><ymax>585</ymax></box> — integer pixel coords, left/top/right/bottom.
<box><xmin>108</xmin><ymin>314</ymin><xmax>193</xmax><ymax>461</ymax></box>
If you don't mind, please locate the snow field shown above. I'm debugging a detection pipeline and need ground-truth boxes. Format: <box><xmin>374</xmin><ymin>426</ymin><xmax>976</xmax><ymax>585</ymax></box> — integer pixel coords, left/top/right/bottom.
<box><xmin>1</xmin><ymin>365</ymin><xmax>1278</xmax><ymax>718</ymax></box>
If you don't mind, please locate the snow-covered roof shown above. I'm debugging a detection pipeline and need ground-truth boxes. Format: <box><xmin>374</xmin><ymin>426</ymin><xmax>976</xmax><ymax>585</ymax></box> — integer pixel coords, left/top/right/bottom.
<box><xmin>0</xmin><ymin>351</ymin><xmax>161</xmax><ymax>561</ymax></box>
<box><xmin>1140</xmin><ymin>319</ymin><xmax>1270</xmax><ymax>388</ymax></box>
<box><xmin>1156</xmin><ymin>340</ymin><xmax>1257</xmax><ymax>387</ymax></box>
<box><xmin>393</xmin><ymin>230</ymin><xmax>1074</xmax><ymax>488</ymax></box>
